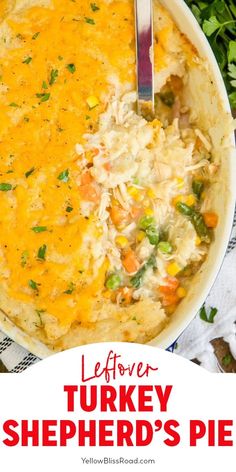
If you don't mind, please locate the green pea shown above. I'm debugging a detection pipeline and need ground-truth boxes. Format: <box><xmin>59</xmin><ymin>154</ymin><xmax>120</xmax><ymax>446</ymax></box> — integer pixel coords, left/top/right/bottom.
<box><xmin>146</xmin><ymin>226</ymin><xmax>159</xmax><ymax>245</ymax></box>
<box><xmin>158</xmin><ymin>241</ymin><xmax>173</xmax><ymax>254</ymax></box>
<box><xmin>138</xmin><ymin>215</ymin><xmax>155</xmax><ymax>230</ymax></box>
<box><xmin>106</xmin><ymin>274</ymin><xmax>121</xmax><ymax>290</ymax></box>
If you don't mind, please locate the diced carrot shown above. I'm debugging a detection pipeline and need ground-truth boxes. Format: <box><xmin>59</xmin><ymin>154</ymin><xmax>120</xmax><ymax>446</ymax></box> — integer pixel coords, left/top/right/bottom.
<box><xmin>103</xmin><ymin>162</ymin><xmax>111</xmax><ymax>171</ymax></box>
<box><xmin>117</xmin><ymin>287</ymin><xmax>133</xmax><ymax>305</ymax></box>
<box><xmin>79</xmin><ymin>183</ymin><xmax>100</xmax><ymax>202</ymax></box>
<box><xmin>131</xmin><ymin>205</ymin><xmax>143</xmax><ymax>220</ymax></box>
<box><xmin>81</xmin><ymin>171</ymin><xmax>93</xmax><ymax>185</ymax></box>
<box><xmin>203</xmin><ymin>212</ymin><xmax>218</xmax><ymax>228</ymax></box>
<box><xmin>161</xmin><ymin>292</ymin><xmax>180</xmax><ymax>307</ymax></box>
<box><xmin>110</xmin><ymin>206</ymin><xmax>129</xmax><ymax>227</ymax></box>
<box><xmin>92</xmin><ymin>148</ymin><xmax>99</xmax><ymax>157</ymax></box>
<box><xmin>159</xmin><ymin>277</ymin><xmax>180</xmax><ymax>294</ymax></box>
<box><xmin>122</xmin><ymin>250</ymin><xmax>140</xmax><ymax>274</ymax></box>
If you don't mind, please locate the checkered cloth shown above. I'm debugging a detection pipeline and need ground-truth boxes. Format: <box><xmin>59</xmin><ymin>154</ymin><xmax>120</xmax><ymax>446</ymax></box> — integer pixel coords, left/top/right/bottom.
<box><xmin>0</xmin><ymin>208</ymin><xmax>235</xmax><ymax>373</ymax></box>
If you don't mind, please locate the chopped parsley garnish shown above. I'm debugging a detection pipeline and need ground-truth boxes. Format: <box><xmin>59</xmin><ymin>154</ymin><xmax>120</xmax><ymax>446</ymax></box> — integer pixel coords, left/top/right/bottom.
<box><xmin>37</xmin><ymin>244</ymin><xmax>47</xmax><ymax>261</ymax></box>
<box><xmin>25</xmin><ymin>167</ymin><xmax>35</xmax><ymax>178</ymax></box>
<box><xmin>36</xmin><ymin>93</ymin><xmax>50</xmax><ymax>102</ymax></box>
<box><xmin>31</xmin><ymin>226</ymin><xmax>48</xmax><ymax>233</ymax></box>
<box><xmin>9</xmin><ymin>102</ymin><xmax>19</xmax><ymax>107</ymax></box>
<box><xmin>22</xmin><ymin>56</ymin><xmax>32</xmax><ymax>64</ymax></box>
<box><xmin>85</xmin><ymin>115</ymin><xmax>91</xmax><ymax>120</ymax></box>
<box><xmin>58</xmin><ymin>169</ymin><xmax>69</xmax><ymax>182</ymax></box>
<box><xmin>35</xmin><ymin>309</ymin><xmax>45</xmax><ymax>327</ymax></box>
<box><xmin>64</xmin><ymin>282</ymin><xmax>76</xmax><ymax>294</ymax></box>
<box><xmin>49</xmin><ymin>69</ymin><xmax>58</xmax><ymax>86</ymax></box>
<box><xmin>0</xmin><ymin>183</ymin><xmax>12</xmax><ymax>191</ymax></box>
<box><xmin>66</xmin><ymin>206</ymin><xmax>73</xmax><ymax>213</ymax></box>
<box><xmin>199</xmin><ymin>304</ymin><xmax>218</xmax><ymax>323</ymax></box>
<box><xmin>66</xmin><ymin>63</ymin><xmax>76</xmax><ymax>74</ymax></box>
<box><xmin>85</xmin><ymin>17</ymin><xmax>95</xmax><ymax>25</ymax></box>
<box><xmin>42</xmin><ymin>81</ymin><xmax>48</xmax><ymax>89</ymax></box>
<box><xmin>21</xmin><ymin>250</ymin><xmax>29</xmax><ymax>267</ymax></box>
<box><xmin>28</xmin><ymin>279</ymin><xmax>39</xmax><ymax>291</ymax></box>
<box><xmin>90</xmin><ymin>3</ymin><xmax>100</xmax><ymax>11</ymax></box>
<box><xmin>32</xmin><ymin>32</ymin><xmax>40</xmax><ymax>40</ymax></box>
<box><xmin>222</xmin><ymin>354</ymin><xmax>233</xmax><ymax>367</ymax></box>
<box><xmin>58</xmin><ymin>55</ymin><xmax>63</xmax><ymax>61</ymax></box>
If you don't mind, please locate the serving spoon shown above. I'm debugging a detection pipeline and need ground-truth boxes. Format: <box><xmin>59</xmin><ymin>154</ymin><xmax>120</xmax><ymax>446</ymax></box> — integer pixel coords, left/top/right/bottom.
<box><xmin>134</xmin><ymin>0</ymin><xmax>155</xmax><ymax>120</ymax></box>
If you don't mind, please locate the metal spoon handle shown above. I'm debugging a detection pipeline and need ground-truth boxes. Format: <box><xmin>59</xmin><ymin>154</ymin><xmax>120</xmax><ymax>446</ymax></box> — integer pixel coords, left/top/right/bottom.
<box><xmin>135</xmin><ymin>0</ymin><xmax>154</xmax><ymax>118</ymax></box>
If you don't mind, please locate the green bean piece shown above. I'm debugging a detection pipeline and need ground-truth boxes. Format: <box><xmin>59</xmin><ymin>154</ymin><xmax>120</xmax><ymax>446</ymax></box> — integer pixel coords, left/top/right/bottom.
<box><xmin>130</xmin><ymin>253</ymin><xmax>157</xmax><ymax>288</ymax></box>
<box><xmin>191</xmin><ymin>213</ymin><xmax>211</xmax><ymax>243</ymax></box>
<box><xmin>176</xmin><ymin>201</ymin><xmax>194</xmax><ymax>217</ymax></box>
<box><xmin>192</xmin><ymin>180</ymin><xmax>204</xmax><ymax>200</ymax></box>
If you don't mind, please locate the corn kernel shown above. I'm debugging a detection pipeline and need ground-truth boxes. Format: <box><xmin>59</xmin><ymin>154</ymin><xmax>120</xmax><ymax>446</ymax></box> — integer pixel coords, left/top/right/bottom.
<box><xmin>86</xmin><ymin>95</ymin><xmax>99</xmax><ymax>109</ymax></box>
<box><xmin>115</xmin><ymin>235</ymin><xmax>129</xmax><ymax>248</ymax></box>
<box><xmin>172</xmin><ymin>194</ymin><xmax>196</xmax><ymax>207</ymax></box>
<box><xmin>127</xmin><ymin>186</ymin><xmax>139</xmax><ymax>197</ymax></box>
<box><xmin>167</xmin><ymin>262</ymin><xmax>182</xmax><ymax>277</ymax></box>
<box><xmin>195</xmin><ymin>236</ymin><xmax>201</xmax><ymax>246</ymax></box>
<box><xmin>185</xmin><ymin>194</ymin><xmax>196</xmax><ymax>206</ymax></box>
<box><xmin>136</xmin><ymin>231</ymin><xmax>145</xmax><ymax>242</ymax></box>
<box><xmin>145</xmin><ymin>207</ymin><xmax>154</xmax><ymax>216</ymax></box>
<box><xmin>103</xmin><ymin>290</ymin><xmax>111</xmax><ymax>299</ymax></box>
<box><xmin>176</xmin><ymin>177</ymin><xmax>184</xmax><ymax>189</ymax></box>
<box><xmin>147</xmin><ymin>188</ymin><xmax>156</xmax><ymax>199</ymax></box>
<box><xmin>177</xmin><ymin>287</ymin><xmax>187</xmax><ymax>298</ymax></box>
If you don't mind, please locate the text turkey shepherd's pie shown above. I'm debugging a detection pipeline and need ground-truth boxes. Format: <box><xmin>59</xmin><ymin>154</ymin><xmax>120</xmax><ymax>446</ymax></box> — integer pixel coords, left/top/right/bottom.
<box><xmin>0</xmin><ymin>0</ymin><xmax>224</xmax><ymax>351</ymax></box>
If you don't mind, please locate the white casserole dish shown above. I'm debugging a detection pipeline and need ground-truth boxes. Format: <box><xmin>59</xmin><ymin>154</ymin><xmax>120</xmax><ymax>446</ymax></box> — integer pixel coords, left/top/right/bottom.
<box><xmin>0</xmin><ymin>0</ymin><xmax>235</xmax><ymax>358</ymax></box>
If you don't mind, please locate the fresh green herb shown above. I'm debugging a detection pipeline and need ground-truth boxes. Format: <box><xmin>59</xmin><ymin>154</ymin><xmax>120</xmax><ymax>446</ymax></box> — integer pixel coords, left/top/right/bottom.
<box><xmin>130</xmin><ymin>253</ymin><xmax>156</xmax><ymax>289</ymax></box>
<box><xmin>35</xmin><ymin>309</ymin><xmax>45</xmax><ymax>327</ymax></box>
<box><xmin>66</xmin><ymin>206</ymin><xmax>73</xmax><ymax>213</ymax></box>
<box><xmin>58</xmin><ymin>55</ymin><xmax>63</xmax><ymax>61</ymax></box>
<box><xmin>28</xmin><ymin>279</ymin><xmax>39</xmax><ymax>291</ymax></box>
<box><xmin>90</xmin><ymin>2</ymin><xmax>100</xmax><ymax>11</ymax></box>
<box><xmin>106</xmin><ymin>273</ymin><xmax>121</xmax><ymax>290</ymax></box>
<box><xmin>85</xmin><ymin>17</ymin><xmax>95</xmax><ymax>24</ymax></box>
<box><xmin>37</xmin><ymin>244</ymin><xmax>47</xmax><ymax>261</ymax></box>
<box><xmin>184</xmin><ymin>0</ymin><xmax>236</xmax><ymax>109</ymax></box>
<box><xmin>85</xmin><ymin>115</ymin><xmax>91</xmax><ymax>120</ymax></box>
<box><xmin>146</xmin><ymin>226</ymin><xmax>159</xmax><ymax>245</ymax></box>
<box><xmin>199</xmin><ymin>304</ymin><xmax>218</xmax><ymax>323</ymax></box>
<box><xmin>58</xmin><ymin>169</ymin><xmax>69</xmax><ymax>182</ymax></box>
<box><xmin>176</xmin><ymin>202</ymin><xmax>211</xmax><ymax>243</ymax></box>
<box><xmin>22</xmin><ymin>56</ymin><xmax>32</xmax><ymax>64</ymax></box>
<box><xmin>192</xmin><ymin>179</ymin><xmax>205</xmax><ymax>199</ymax></box>
<box><xmin>159</xmin><ymin>91</ymin><xmax>175</xmax><ymax>107</ymax></box>
<box><xmin>21</xmin><ymin>250</ymin><xmax>29</xmax><ymax>267</ymax></box>
<box><xmin>31</xmin><ymin>226</ymin><xmax>48</xmax><ymax>233</ymax></box>
<box><xmin>25</xmin><ymin>167</ymin><xmax>35</xmax><ymax>178</ymax></box>
<box><xmin>36</xmin><ymin>93</ymin><xmax>50</xmax><ymax>102</ymax></box>
<box><xmin>138</xmin><ymin>215</ymin><xmax>155</xmax><ymax>230</ymax></box>
<box><xmin>66</xmin><ymin>63</ymin><xmax>76</xmax><ymax>74</ymax></box>
<box><xmin>0</xmin><ymin>183</ymin><xmax>12</xmax><ymax>191</ymax></box>
<box><xmin>9</xmin><ymin>102</ymin><xmax>19</xmax><ymax>107</ymax></box>
<box><xmin>32</xmin><ymin>32</ymin><xmax>40</xmax><ymax>40</ymax></box>
<box><xmin>158</xmin><ymin>241</ymin><xmax>173</xmax><ymax>254</ymax></box>
<box><xmin>42</xmin><ymin>81</ymin><xmax>48</xmax><ymax>89</ymax></box>
<box><xmin>64</xmin><ymin>282</ymin><xmax>76</xmax><ymax>294</ymax></box>
<box><xmin>49</xmin><ymin>69</ymin><xmax>58</xmax><ymax>86</ymax></box>
<box><xmin>222</xmin><ymin>353</ymin><xmax>233</xmax><ymax>367</ymax></box>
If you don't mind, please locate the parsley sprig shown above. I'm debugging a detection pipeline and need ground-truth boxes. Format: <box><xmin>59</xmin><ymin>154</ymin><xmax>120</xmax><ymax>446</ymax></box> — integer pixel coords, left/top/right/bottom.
<box><xmin>185</xmin><ymin>0</ymin><xmax>236</xmax><ymax>109</ymax></box>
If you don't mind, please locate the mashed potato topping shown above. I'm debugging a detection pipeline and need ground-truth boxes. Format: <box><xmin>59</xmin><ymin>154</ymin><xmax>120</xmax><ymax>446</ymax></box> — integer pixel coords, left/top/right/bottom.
<box><xmin>0</xmin><ymin>0</ymin><xmax>220</xmax><ymax>350</ymax></box>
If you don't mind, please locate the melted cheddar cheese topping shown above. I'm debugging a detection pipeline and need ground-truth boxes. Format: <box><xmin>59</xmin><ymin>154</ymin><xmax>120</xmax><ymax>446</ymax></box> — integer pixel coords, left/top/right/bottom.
<box><xmin>0</xmin><ymin>0</ymin><xmax>136</xmax><ymax>325</ymax></box>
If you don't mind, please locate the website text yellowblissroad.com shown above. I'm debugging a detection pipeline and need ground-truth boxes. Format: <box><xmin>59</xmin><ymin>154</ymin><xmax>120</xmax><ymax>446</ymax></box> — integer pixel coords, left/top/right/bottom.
<box><xmin>81</xmin><ymin>457</ymin><xmax>156</xmax><ymax>465</ymax></box>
